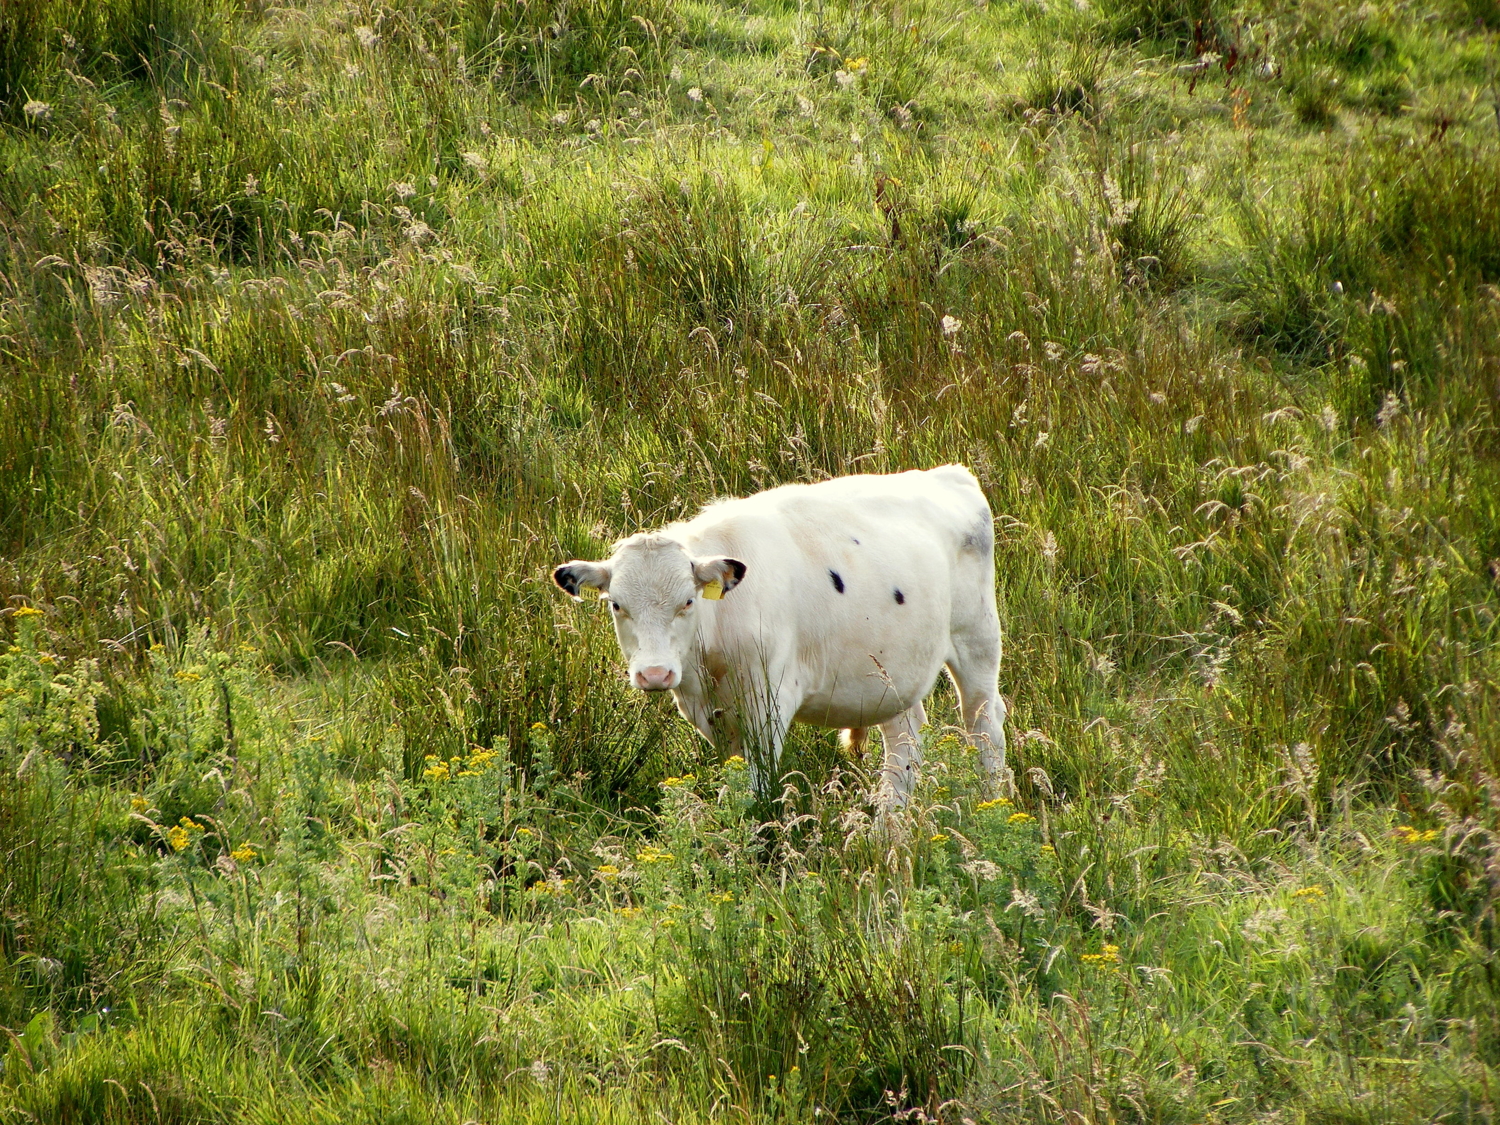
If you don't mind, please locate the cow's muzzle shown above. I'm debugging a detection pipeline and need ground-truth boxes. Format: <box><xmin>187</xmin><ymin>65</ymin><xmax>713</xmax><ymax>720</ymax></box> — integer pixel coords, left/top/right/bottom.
<box><xmin>633</xmin><ymin>665</ymin><xmax>678</xmax><ymax>691</ymax></box>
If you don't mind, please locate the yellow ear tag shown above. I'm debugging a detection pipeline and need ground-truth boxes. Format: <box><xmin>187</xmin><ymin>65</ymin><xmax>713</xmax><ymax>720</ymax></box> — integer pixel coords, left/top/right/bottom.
<box><xmin>702</xmin><ymin>579</ymin><xmax>724</xmax><ymax>601</ymax></box>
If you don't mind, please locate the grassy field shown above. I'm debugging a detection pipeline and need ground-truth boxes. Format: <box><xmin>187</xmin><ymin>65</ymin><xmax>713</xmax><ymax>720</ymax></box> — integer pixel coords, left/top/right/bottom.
<box><xmin>2</xmin><ymin>0</ymin><xmax>1500</xmax><ymax>1119</ymax></box>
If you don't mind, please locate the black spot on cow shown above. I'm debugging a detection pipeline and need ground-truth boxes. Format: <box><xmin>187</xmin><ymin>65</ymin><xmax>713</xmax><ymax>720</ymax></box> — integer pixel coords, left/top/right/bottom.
<box><xmin>894</xmin><ymin>589</ymin><xmax>905</xmax><ymax>605</ymax></box>
<box><xmin>851</xmin><ymin>537</ymin><xmax>860</xmax><ymax>545</ymax></box>
<box><xmin>829</xmin><ymin>570</ymin><xmax>845</xmax><ymax>594</ymax></box>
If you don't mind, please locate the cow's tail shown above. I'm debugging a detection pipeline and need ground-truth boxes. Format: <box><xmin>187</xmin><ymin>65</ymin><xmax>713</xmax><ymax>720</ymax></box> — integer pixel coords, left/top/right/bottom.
<box><xmin>839</xmin><ymin>727</ymin><xmax>869</xmax><ymax>760</ymax></box>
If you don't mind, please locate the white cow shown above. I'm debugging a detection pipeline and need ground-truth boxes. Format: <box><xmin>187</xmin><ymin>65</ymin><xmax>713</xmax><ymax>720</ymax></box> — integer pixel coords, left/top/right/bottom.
<box><xmin>553</xmin><ymin>466</ymin><xmax>1006</xmax><ymax>805</ymax></box>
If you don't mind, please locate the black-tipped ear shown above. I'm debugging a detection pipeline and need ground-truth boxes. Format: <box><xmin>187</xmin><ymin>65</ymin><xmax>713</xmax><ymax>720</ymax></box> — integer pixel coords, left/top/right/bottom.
<box><xmin>553</xmin><ymin>561</ymin><xmax>611</xmax><ymax>599</ymax></box>
<box><xmin>692</xmin><ymin>556</ymin><xmax>747</xmax><ymax>595</ymax></box>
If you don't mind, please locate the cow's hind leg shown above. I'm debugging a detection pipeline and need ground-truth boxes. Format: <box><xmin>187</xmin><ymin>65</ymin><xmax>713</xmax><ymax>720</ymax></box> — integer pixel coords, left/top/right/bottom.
<box><xmin>877</xmin><ymin>700</ymin><xmax>927</xmax><ymax>808</ymax></box>
<box><xmin>947</xmin><ymin>626</ymin><xmax>1008</xmax><ymax>794</ymax></box>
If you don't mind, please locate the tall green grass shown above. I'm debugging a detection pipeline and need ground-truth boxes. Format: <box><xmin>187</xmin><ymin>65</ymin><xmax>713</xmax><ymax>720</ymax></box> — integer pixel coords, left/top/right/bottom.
<box><xmin>2</xmin><ymin>0</ymin><xmax>1499</xmax><ymax>1118</ymax></box>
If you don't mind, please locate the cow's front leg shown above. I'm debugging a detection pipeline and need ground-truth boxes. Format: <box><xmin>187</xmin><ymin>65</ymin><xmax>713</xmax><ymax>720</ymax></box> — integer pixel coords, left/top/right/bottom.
<box><xmin>714</xmin><ymin>683</ymin><xmax>796</xmax><ymax>799</ymax></box>
<box><xmin>877</xmin><ymin>699</ymin><xmax>928</xmax><ymax>809</ymax></box>
<box><xmin>673</xmin><ymin>687</ymin><xmax>718</xmax><ymax>744</ymax></box>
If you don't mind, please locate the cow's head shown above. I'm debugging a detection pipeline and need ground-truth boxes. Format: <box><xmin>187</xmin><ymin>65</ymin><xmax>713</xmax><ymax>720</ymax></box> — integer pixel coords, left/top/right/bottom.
<box><xmin>553</xmin><ymin>534</ymin><xmax>746</xmax><ymax>692</ymax></box>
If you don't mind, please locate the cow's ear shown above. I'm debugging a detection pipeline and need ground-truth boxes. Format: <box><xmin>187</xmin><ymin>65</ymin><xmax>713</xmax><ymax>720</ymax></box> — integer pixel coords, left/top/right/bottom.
<box><xmin>691</xmin><ymin>556</ymin><xmax>747</xmax><ymax>596</ymax></box>
<box><xmin>553</xmin><ymin>560</ymin><xmax>611</xmax><ymax>600</ymax></box>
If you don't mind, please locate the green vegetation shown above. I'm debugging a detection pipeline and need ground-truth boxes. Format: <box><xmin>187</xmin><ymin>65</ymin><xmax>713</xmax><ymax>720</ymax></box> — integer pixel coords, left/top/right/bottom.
<box><xmin>2</xmin><ymin>0</ymin><xmax>1499</xmax><ymax>1118</ymax></box>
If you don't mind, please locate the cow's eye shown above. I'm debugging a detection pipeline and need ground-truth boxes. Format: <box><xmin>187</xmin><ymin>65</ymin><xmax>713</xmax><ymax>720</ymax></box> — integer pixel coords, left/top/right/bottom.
<box><xmin>611</xmin><ymin>602</ymin><xmax>621</xmax><ymax>612</ymax></box>
<box><xmin>685</xmin><ymin>599</ymin><xmax>694</xmax><ymax>608</ymax></box>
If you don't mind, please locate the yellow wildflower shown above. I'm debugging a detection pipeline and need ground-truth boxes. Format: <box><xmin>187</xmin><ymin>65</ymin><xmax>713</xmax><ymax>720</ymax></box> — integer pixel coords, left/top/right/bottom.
<box><xmin>1291</xmin><ymin>885</ymin><xmax>1325</xmax><ymax>900</ymax></box>
<box><xmin>596</xmin><ymin>864</ymin><xmax>621</xmax><ymax>878</ymax></box>
<box><xmin>530</xmin><ymin>722</ymin><xmax>549</xmax><ymax>733</ymax></box>
<box><xmin>1007</xmin><ymin>812</ymin><xmax>1036</xmax><ymax>825</ymax></box>
<box><xmin>515</xmin><ymin>827</ymin><xmax>534</xmax><ymax>836</ymax></box>
<box><xmin>1080</xmin><ymin>944</ymin><xmax>1121</xmax><ymax>966</ymax></box>
<box><xmin>1040</xmin><ymin>844</ymin><xmax>1056</xmax><ymax>856</ymax></box>
<box><xmin>1394</xmin><ymin>825</ymin><xmax>1439</xmax><ymax>845</ymax></box>
<box><xmin>949</xmin><ymin>942</ymin><xmax>964</xmax><ymax>954</ymax></box>
<box><xmin>709</xmin><ymin>891</ymin><xmax>734</xmax><ymax>903</ymax></box>
<box><xmin>724</xmin><ymin>755</ymin><xmax>746</xmax><ymax>769</ymax></box>
<box><xmin>617</xmin><ymin>906</ymin><xmax>642</xmax><ymax>919</ymax></box>
<box><xmin>662</xmin><ymin>774</ymin><xmax>696</xmax><ymax>788</ymax></box>
<box><xmin>231</xmin><ymin>843</ymin><xmax>257</xmax><ymax>862</ymax></box>
<box><xmin>12</xmin><ymin>606</ymin><xmax>44</xmax><ymax>618</ymax></box>
<box><xmin>174</xmin><ymin>670</ymin><xmax>201</xmax><ymax>683</ymax></box>
<box><xmin>37</xmin><ymin>653</ymin><xmax>56</xmax><ymax>666</ymax></box>
<box><xmin>667</xmin><ymin>902</ymin><xmax>684</xmax><ymax>911</ymax></box>
<box><xmin>131</xmin><ymin>796</ymin><xmax>148</xmax><ymax>812</ymax></box>
<box><xmin>975</xmin><ymin>798</ymin><xmax>1012</xmax><ymax>811</ymax></box>
<box><xmin>636</xmin><ymin>845</ymin><xmax>674</xmax><ymax>864</ymax></box>
<box><xmin>168</xmin><ymin>826</ymin><xmax>191</xmax><ymax>851</ymax></box>
<box><xmin>930</xmin><ymin>833</ymin><xmax>950</xmax><ymax>844</ymax></box>
<box><xmin>423</xmin><ymin>761</ymin><xmax>450</xmax><ymax>781</ymax></box>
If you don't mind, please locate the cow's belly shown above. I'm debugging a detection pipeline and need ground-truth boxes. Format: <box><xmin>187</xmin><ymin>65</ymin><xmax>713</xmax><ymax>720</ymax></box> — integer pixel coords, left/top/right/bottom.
<box><xmin>793</xmin><ymin>693</ymin><xmax>909</xmax><ymax>729</ymax></box>
<box><xmin>791</xmin><ymin>649</ymin><xmax>946</xmax><ymax>729</ymax></box>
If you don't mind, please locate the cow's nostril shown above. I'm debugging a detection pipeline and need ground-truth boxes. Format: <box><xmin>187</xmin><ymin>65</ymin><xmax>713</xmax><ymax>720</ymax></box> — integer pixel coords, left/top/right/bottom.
<box><xmin>635</xmin><ymin>665</ymin><xmax>673</xmax><ymax>690</ymax></box>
